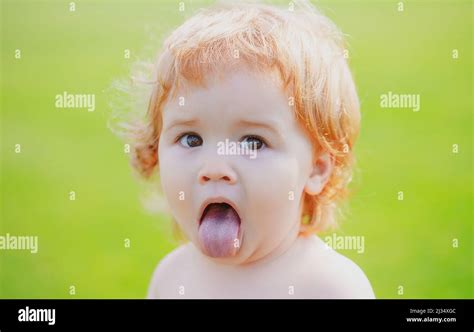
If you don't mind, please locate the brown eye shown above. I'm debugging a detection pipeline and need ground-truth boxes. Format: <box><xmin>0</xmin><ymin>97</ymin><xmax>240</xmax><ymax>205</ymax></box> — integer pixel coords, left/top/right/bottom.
<box><xmin>179</xmin><ymin>133</ymin><xmax>203</xmax><ymax>148</ymax></box>
<box><xmin>240</xmin><ymin>135</ymin><xmax>265</xmax><ymax>150</ymax></box>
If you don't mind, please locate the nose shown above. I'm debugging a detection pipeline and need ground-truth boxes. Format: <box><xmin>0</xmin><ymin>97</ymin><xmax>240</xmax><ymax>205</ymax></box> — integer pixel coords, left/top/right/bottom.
<box><xmin>198</xmin><ymin>160</ymin><xmax>237</xmax><ymax>185</ymax></box>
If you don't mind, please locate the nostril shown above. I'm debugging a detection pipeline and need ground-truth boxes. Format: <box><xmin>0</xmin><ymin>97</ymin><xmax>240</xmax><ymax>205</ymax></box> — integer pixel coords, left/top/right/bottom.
<box><xmin>198</xmin><ymin>166</ymin><xmax>237</xmax><ymax>184</ymax></box>
<box><xmin>201</xmin><ymin>175</ymin><xmax>230</xmax><ymax>182</ymax></box>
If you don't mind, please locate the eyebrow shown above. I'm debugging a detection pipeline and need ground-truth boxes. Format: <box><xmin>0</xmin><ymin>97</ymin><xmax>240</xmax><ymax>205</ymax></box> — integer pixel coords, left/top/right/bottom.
<box><xmin>163</xmin><ymin>117</ymin><xmax>283</xmax><ymax>137</ymax></box>
<box><xmin>164</xmin><ymin>118</ymin><xmax>199</xmax><ymax>132</ymax></box>
<box><xmin>236</xmin><ymin>119</ymin><xmax>282</xmax><ymax>136</ymax></box>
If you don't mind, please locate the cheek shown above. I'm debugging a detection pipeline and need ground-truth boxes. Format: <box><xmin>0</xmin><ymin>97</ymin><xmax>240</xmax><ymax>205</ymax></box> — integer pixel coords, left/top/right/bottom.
<box><xmin>242</xmin><ymin>154</ymin><xmax>304</xmax><ymax>235</ymax></box>
<box><xmin>158</xmin><ymin>147</ymin><xmax>194</xmax><ymax>224</ymax></box>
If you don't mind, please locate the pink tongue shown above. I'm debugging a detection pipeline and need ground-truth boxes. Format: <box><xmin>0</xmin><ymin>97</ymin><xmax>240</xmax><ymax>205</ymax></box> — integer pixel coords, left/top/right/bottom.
<box><xmin>198</xmin><ymin>204</ymin><xmax>240</xmax><ymax>258</ymax></box>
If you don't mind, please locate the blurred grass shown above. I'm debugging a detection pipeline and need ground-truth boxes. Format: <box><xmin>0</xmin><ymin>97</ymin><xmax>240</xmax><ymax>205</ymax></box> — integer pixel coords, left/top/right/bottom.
<box><xmin>1</xmin><ymin>0</ymin><xmax>472</xmax><ymax>298</ymax></box>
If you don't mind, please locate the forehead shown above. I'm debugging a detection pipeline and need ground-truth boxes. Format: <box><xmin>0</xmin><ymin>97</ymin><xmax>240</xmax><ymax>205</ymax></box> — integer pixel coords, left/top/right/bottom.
<box><xmin>162</xmin><ymin>68</ymin><xmax>294</xmax><ymax>124</ymax></box>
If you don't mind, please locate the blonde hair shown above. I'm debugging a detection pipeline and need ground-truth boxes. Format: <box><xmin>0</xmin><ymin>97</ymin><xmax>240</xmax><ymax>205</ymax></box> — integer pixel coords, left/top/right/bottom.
<box><xmin>114</xmin><ymin>0</ymin><xmax>361</xmax><ymax>234</ymax></box>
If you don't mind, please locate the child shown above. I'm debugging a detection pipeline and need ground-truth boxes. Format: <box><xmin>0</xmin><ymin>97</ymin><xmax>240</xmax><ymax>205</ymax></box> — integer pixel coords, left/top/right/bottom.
<box><xmin>124</xmin><ymin>0</ymin><xmax>374</xmax><ymax>298</ymax></box>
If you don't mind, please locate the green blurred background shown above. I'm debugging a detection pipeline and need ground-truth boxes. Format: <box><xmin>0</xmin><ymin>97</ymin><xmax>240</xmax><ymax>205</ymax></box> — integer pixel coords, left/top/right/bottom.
<box><xmin>1</xmin><ymin>0</ymin><xmax>472</xmax><ymax>298</ymax></box>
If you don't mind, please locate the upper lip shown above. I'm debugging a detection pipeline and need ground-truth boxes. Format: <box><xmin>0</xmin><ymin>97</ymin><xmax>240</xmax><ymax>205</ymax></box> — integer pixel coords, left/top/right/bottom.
<box><xmin>198</xmin><ymin>197</ymin><xmax>241</xmax><ymax>225</ymax></box>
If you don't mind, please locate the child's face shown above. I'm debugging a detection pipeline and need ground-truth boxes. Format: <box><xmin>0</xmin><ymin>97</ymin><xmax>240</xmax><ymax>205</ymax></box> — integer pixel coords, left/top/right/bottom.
<box><xmin>158</xmin><ymin>67</ymin><xmax>329</xmax><ymax>265</ymax></box>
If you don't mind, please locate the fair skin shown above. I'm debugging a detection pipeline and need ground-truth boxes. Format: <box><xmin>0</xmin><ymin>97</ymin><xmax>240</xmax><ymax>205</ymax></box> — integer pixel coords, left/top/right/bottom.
<box><xmin>148</xmin><ymin>67</ymin><xmax>375</xmax><ymax>299</ymax></box>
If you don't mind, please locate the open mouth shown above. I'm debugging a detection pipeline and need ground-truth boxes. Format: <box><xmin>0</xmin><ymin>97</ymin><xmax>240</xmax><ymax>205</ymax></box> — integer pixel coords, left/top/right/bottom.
<box><xmin>198</xmin><ymin>202</ymin><xmax>241</xmax><ymax>258</ymax></box>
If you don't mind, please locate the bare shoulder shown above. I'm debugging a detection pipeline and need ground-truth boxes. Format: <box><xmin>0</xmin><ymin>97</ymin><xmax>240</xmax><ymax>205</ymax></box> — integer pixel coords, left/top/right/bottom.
<box><xmin>146</xmin><ymin>242</ymin><xmax>195</xmax><ymax>299</ymax></box>
<box><xmin>300</xmin><ymin>236</ymin><xmax>376</xmax><ymax>299</ymax></box>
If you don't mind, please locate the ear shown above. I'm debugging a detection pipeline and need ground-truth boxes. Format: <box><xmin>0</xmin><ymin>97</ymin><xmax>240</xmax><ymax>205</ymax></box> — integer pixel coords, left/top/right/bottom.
<box><xmin>304</xmin><ymin>152</ymin><xmax>333</xmax><ymax>196</ymax></box>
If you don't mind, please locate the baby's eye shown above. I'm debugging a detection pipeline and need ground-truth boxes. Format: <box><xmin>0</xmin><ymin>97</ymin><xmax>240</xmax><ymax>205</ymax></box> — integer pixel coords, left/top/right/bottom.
<box><xmin>178</xmin><ymin>133</ymin><xmax>203</xmax><ymax>148</ymax></box>
<box><xmin>240</xmin><ymin>135</ymin><xmax>266</xmax><ymax>150</ymax></box>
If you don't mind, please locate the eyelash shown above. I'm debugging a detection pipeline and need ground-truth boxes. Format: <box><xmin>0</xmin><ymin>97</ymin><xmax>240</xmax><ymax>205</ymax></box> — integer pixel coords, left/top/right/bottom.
<box><xmin>175</xmin><ymin>132</ymin><xmax>198</xmax><ymax>144</ymax></box>
<box><xmin>175</xmin><ymin>133</ymin><xmax>268</xmax><ymax>149</ymax></box>
<box><xmin>241</xmin><ymin>135</ymin><xmax>267</xmax><ymax>149</ymax></box>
